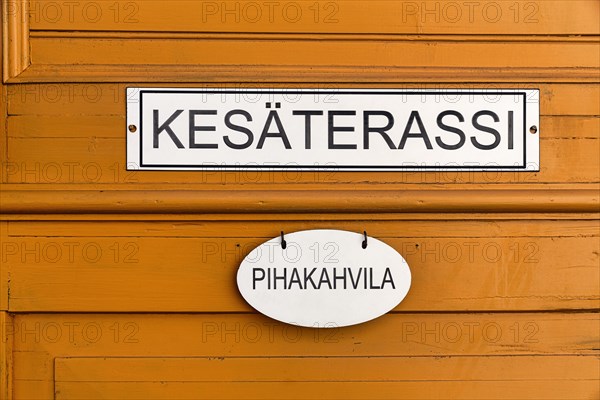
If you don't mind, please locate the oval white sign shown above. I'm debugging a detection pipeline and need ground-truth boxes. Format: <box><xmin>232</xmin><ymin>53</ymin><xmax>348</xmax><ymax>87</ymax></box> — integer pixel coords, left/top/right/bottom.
<box><xmin>237</xmin><ymin>229</ymin><xmax>411</xmax><ymax>328</ymax></box>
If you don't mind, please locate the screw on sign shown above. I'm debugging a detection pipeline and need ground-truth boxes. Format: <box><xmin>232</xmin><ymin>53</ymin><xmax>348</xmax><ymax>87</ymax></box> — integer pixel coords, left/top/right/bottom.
<box><xmin>127</xmin><ymin>88</ymin><xmax>539</xmax><ymax>171</ymax></box>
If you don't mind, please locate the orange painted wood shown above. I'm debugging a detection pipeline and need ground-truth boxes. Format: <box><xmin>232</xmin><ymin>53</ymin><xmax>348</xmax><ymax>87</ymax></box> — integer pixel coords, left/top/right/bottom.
<box><xmin>4</xmin><ymin>137</ymin><xmax>598</xmax><ymax>185</ymax></box>
<box><xmin>1</xmin><ymin>189</ymin><xmax>599</xmax><ymax>214</ymax></box>
<box><xmin>32</xmin><ymin>37</ymin><xmax>598</xmax><ymax>69</ymax></box>
<box><xmin>5</xmin><ymin>31</ymin><xmax>591</xmax><ymax>82</ymax></box>
<box><xmin>0</xmin><ymin>312</ymin><xmax>12</xmax><ymax>400</ymax></box>
<box><xmin>12</xmin><ymin>313</ymin><xmax>599</xmax><ymax>357</ymax></box>
<box><xmin>3</xmin><ymin>108</ymin><xmax>598</xmax><ymax>186</ymax></box>
<box><xmin>54</xmin><ymin>356</ymin><xmax>599</xmax><ymax>382</ymax></box>
<box><xmin>53</xmin><ymin>356</ymin><xmax>600</xmax><ymax>400</ymax></box>
<box><xmin>2</xmin><ymin>1</ymin><xmax>599</xmax><ymax>399</ymax></box>
<box><xmin>1</xmin><ymin>0</ymin><xmax>29</xmax><ymax>81</ymax></box>
<box><xmin>53</xmin><ymin>380</ymin><xmax>600</xmax><ymax>400</ymax></box>
<box><xmin>8</xmin><ymin>219</ymin><xmax>598</xmax><ymax>238</ymax></box>
<box><xmin>7</xmin><ymin>84</ymin><xmax>598</xmax><ymax>116</ymax></box>
<box><xmin>0</xmin><ymin>222</ymin><xmax>8</xmax><ymax>311</ymax></box>
<box><xmin>29</xmin><ymin>1</ymin><xmax>600</xmax><ymax>35</ymax></box>
<box><xmin>14</xmin><ymin>63</ymin><xmax>599</xmax><ymax>83</ymax></box>
<box><xmin>3</xmin><ymin>235</ymin><xmax>598</xmax><ymax>312</ymax></box>
<box><xmin>12</xmin><ymin>312</ymin><xmax>600</xmax><ymax>399</ymax></box>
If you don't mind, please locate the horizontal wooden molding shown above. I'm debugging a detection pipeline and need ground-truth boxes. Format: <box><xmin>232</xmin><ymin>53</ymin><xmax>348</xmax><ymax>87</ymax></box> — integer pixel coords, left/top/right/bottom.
<box><xmin>19</xmin><ymin>33</ymin><xmax>600</xmax><ymax>83</ymax></box>
<box><xmin>29</xmin><ymin>32</ymin><xmax>600</xmax><ymax>42</ymax></box>
<box><xmin>11</xmin><ymin>64</ymin><xmax>600</xmax><ymax>84</ymax></box>
<box><xmin>1</xmin><ymin>189</ymin><xmax>598</xmax><ymax>214</ymax></box>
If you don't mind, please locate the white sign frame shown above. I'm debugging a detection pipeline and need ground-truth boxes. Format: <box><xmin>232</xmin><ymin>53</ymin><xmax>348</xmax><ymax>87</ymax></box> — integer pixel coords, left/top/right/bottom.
<box><xmin>127</xmin><ymin>88</ymin><xmax>539</xmax><ymax>172</ymax></box>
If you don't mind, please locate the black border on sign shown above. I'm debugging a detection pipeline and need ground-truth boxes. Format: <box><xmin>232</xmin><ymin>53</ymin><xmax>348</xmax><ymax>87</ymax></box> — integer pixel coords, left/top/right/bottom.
<box><xmin>137</xmin><ymin>90</ymin><xmax>529</xmax><ymax>170</ymax></box>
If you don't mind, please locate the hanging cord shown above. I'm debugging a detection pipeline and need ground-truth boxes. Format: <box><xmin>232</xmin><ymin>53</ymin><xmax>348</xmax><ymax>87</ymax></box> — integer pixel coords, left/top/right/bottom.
<box><xmin>280</xmin><ymin>231</ymin><xmax>287</xmax><ymax>249</ymax></box>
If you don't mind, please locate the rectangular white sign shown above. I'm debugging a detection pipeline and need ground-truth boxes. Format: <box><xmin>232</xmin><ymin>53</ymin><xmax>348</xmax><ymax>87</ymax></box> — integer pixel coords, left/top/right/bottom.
<box><xmin>126</xmin><ymin>88</ymin><xmax>539</xmax><ymax>171</ymax></box>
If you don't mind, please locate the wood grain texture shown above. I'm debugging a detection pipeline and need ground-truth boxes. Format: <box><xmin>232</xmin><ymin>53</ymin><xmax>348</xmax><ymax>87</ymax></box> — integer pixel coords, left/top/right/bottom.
<box><xmin>53</xmin><ymin>381</ymin><xmax>600</xmax><ymax>400</ymax></box>
<box><xmin>1</xmin><ymin>0</ymin><xmax>29</xmax><ymax>82</ymax></box>
<box><xmin>8</xmin><ymin>219</ymin><xmax>599</xmax><ymax>237</ymax></box>
<box><xmin>0</xmin><ymin>313</ymin><xmax>12</xmax><ymax>400</ymax></box>
<box><xmin>7</xmin><ymin>83</ymin><xmax>598</xmax><ymax>116</ymax></box>
<box><xmin>0</xmin><ymin>6</ymin><xmax>8</xmax><ymax>168</ymax></box>
<box><xmin>2</xmin><ymin>1</ymin><xmax>599</xmax><ymax>399</ymax></box>
<box><xmin>14</xmin><ymin>64</ymin><xmax>600</xmax><ymax>83</ymax></box>
<box><xmin>22</xmin><ymin>35</ymin><xmax>598</xmax><ymax>83</ymax></box>
<box><xmin>12</xmin><ymin>312</ymin><xmax>600</xmax><ymax>399</ymax></box>
<box><xmin>53</xmin><ymin>356</ymin><xmax>600</xmax><ymax>400</ymax></box>
<box><xmin>54</xmin><ymin>356</ymin><xmax>600</xmax><ymax>382</ymax></box>
<box><xmin>0</xmin><ymin>222</ymin><xmax>8</xmax><ymax>311</ymax></box>
<box><xmin>32</xmin><ymin>36</ymin><xmax>599</xmax><ymax>69</ymax></box>
<box><xmin>12</xmin><ymin>313</ymin><xmax>600</xmax><ymax>356</ymax></box>
<box><xmin>29</xmin><ymin>0</ymin><xmax>600</xmax><ymax>35</ymax></box>
<box><xmin>6</xmin><ymin>1</ymin><xmax>600</xmax><ymax>84</ymax></box>
<box><xmin>3</xmin><ymin>234</ymin><xmax>598</xmax><ymax>312</ymax></box>
<box><xmin>5</xmin><ymin>137</ymin><xmax>597</xmax><ymax>185</ymax></box>
<box><xmin>2</xmin><ymin>189</ymin><xmax>599</xmax><ymax>214</ymax></box>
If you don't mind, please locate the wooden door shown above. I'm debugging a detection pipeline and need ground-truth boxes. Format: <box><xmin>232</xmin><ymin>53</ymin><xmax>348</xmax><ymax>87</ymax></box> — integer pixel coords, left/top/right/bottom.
<box><xmin>1</xmin><ymin>1</ymin><xmax>598</xmax><ymax>399</ymax></box>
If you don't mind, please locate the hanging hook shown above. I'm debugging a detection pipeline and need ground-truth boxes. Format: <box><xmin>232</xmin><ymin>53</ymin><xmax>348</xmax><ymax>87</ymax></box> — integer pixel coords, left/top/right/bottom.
<box><xmin>362</xmin><ymin>231</ymin><xmax>368</xmax><ymax>249</ymax></box>
<box><xmin>280</xmin><ymin>231</ymin><xmax>287</xmax><ymax>249</ymax></box>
